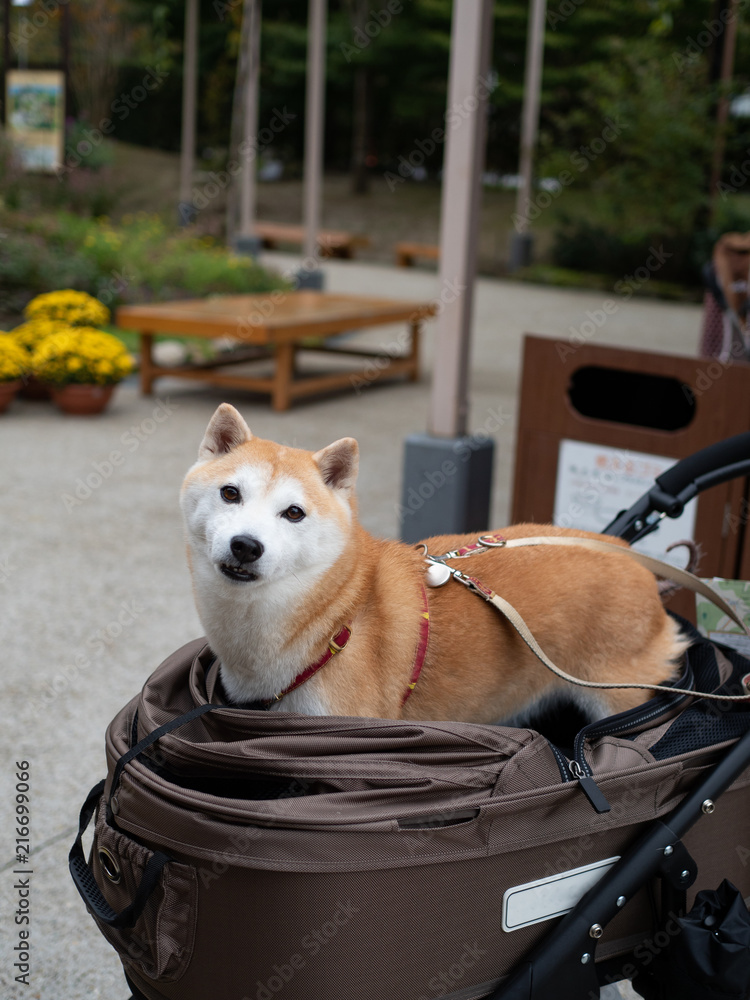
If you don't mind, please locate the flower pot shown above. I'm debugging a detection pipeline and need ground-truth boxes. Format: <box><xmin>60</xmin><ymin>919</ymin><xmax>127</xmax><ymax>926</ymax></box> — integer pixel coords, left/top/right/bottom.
<box><xmin>50</xmin><ymin>383</ymin><xmax>115</xmax><ymax>416</ymax></box>
<box><xmin>19</xmin><ymin>375</ymin><xmax>52</xmax><ymax>401</ymax></box>
<box><xmin>0</xmin><ymin>380</ymin><xmax>22</xmax><ymax>413</ymax></box>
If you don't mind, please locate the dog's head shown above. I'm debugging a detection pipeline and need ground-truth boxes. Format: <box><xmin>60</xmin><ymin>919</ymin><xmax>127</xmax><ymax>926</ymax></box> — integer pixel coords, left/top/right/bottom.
<box><xmin>180</xmin><ymin>403</ymin><xmax>359</xmax><ymax>591</ymax></box>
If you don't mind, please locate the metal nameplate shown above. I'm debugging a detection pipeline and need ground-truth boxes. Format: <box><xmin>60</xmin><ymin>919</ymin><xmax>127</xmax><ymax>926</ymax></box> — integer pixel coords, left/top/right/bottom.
<box><xmin>502</xmin><ymin>856</ymin><xmax>621</xmax><ymax>932</ymax></box>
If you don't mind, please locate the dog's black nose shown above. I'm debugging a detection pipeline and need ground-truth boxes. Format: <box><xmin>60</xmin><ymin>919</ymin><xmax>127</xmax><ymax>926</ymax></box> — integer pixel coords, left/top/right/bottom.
<box><xmin>230</xmin><ymin>535</ymin><xmax>264</xmax><ymax>563</ymax></box>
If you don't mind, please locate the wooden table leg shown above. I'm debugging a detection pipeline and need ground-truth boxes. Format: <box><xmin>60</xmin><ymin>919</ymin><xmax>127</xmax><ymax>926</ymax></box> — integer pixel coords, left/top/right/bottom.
<box><xmin>272</xmin><ymin>342</ymin><xmax>295</xmax><ymax>411</ymax></box>
<box><xmin>408</xmin><ymin>320</ymin><xmax>421</xmax><ymax>382</ymax></box>
<box><xmin>140</xmin><ymin>333</ymin><xmax>155</xmax><ymax>395</ymax></box>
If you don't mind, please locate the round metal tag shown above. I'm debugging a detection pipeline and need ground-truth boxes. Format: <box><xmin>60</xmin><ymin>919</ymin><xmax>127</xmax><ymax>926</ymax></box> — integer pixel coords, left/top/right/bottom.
<box><xmin>425</xmin><ymin>562</ymin><xmax>452</xmax><ymax>587</ymax></box>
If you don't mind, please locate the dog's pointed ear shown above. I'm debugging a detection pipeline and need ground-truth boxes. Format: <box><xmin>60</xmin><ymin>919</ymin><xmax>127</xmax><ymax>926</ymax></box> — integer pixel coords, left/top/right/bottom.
<box><xmin>198</xmin><ymin>404</ymin><xmax>252</xmax><ymax>460</ymax></box>
<box><xmin>313</xmin><ymin>438</ymin><xmax>359</xmax><ymax>493</ymax></box>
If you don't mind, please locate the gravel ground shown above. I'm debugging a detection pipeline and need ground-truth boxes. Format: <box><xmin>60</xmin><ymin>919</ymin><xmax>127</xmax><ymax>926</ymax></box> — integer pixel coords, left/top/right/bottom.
<box><xmin>0</xmin><ymin>254</ymin><xmax>702</xmax><ymax>999</ymax></box>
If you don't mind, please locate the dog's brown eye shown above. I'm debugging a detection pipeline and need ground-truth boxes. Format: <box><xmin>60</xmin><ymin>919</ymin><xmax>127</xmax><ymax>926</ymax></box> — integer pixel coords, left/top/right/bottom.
<box><xmin>282</xmin><ymin>505</ymin><xmax>305</xmax><ymax>522</ymax></box>
<box><xmin>220</xmin><ymin>485</ymin><xmax>241</xmax><ymax>503</ymax></box>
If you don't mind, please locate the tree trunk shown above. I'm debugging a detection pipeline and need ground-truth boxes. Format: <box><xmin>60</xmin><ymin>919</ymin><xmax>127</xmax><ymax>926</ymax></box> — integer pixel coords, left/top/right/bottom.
<box><xmin>347</xmin><ymin>0</ymin><xmax>370</xmax><ymax>195</ymax></box>
<box><xmin>351</xmin><ymin>65</ymin><xmax>370</xmax><ymax>195</ymax></box>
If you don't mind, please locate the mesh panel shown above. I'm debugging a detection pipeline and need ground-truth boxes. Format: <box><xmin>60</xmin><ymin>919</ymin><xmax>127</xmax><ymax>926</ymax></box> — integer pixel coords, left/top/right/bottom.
<box><xmin>649</xmin><ymin>626</ymin><xmax>750</xmax><ymax>761</ymax></box>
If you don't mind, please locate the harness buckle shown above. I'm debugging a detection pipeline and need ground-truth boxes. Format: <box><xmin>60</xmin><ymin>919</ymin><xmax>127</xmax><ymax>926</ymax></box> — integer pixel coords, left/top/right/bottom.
<box><xmin>478</xmin><ymin>533</ymin><xmax>507</xmax><ymax>548</ymax></box>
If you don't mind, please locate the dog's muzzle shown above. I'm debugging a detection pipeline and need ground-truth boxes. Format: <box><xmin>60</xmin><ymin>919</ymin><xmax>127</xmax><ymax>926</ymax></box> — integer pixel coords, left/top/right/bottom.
<box><xmin>220</xmin><ymin>535</ymin><xmax>264</xmax><ymax>582</ymax></box>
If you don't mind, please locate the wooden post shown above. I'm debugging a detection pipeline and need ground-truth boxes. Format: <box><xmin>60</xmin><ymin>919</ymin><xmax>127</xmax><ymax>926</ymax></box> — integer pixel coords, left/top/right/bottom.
<box><xmin>239</xmin><ymin>0</ymin><xmax>261</xmax><ymax>238</ymax></box>
<box><xmin>514</xmin><ymin>0</ymin><xmax>547</xmax><ymax>237</ymax></box>
<box><xmin>428</xmin><ymin>0</ymin><xmax>494</xmax><ymax>439</ymax></box>
<box><xmin>302</xmin><ymin>0</ymin><xmax>327</xmax><ymax>263</ymax></box>
<box><xmin>508</xmin><ymin>0</ymin><xmax>546</xmax><ymax>271</ymax></box>
<box><xmin>179</xmin><ymin>0</ymin><xmax>199</xmax><ymax>219</ymax></box>
<box><xmin>3</xmin><ymin>0</ymin><xmax>11</xmax><ymax>125</ymax></box>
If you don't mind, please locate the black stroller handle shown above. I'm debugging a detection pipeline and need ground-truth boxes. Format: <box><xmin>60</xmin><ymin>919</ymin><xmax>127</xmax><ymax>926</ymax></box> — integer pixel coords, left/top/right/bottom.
<box><xmin>604</xmin><ymin>431</ymin><xmax>750</xmax><ymax>542</ymax></box>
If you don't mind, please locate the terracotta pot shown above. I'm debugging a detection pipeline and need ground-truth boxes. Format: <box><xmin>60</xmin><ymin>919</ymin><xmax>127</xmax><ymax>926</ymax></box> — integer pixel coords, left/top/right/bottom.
<box><xmin>19</xmin><ymin>375</ymin><xmax>52</xmax><ymax>400</ymax></box>
<box><xmin>0</xmin><ymin>379</ymin><xmax>22</xmax><ymax>413</ymax></box>
<box><xmin>50</xmin><ymin>383</ymin><xmax>115</xmax><ymax>416</ymax></box>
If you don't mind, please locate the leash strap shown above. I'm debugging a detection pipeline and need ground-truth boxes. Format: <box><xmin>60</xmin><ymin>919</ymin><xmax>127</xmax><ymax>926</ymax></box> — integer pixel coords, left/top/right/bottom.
<box><xmin>503</xmin><ymin>536</ymin><xmax>749</xmax><ymax>632</ymax></box>
<box><xmin>429</xmin><ymin>535</ymin><xmax>750</xmax><ymax>703</ymax></box>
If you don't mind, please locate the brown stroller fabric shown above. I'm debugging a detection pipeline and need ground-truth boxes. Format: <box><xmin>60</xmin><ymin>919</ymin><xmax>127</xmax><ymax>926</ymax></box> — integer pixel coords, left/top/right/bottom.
<box><xmin>71</xmin><ymin>623</ymin><xmax>750</xmax><ymax>1000</ymax></box>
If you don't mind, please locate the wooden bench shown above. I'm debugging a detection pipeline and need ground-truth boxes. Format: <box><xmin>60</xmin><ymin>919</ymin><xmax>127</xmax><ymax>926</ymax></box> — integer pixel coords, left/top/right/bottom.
<box><xmin>394</xmin><ymin>241</ymin><xmax>440</xmax><ymax>267</ymax></box>
<box><xmin>253</xmin><ymin>222</ymin><xmax>370</xmax><ymax>259</ymax></box>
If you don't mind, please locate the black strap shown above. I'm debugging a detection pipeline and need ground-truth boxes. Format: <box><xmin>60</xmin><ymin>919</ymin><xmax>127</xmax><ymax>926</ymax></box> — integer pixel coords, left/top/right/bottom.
<box><xmin>70</xmin><ymin>701</ymin><xmax>221</xmax><ymax>931</ymax></box>
<box><xmin>108</xmin><ymin>701</ymin><xmax>219</xmax><ymax>821</ymax></box>
<box><xmin>68</xmin><ymin>779</ymin><xmax>173</xmax><ymax>929</ymax></box>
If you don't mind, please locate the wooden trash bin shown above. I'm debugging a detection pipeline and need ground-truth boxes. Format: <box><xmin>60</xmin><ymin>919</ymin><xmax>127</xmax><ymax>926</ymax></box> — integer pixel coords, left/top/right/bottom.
<box><xmin>511</xmin><ymin>335</ymin><xmax>750</xmax><ymax>620</ymax></box>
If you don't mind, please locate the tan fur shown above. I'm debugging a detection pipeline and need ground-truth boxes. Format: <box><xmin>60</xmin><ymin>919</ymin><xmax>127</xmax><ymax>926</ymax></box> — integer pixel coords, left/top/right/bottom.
<box><xmin>257</xmin><ymin>522</ymin><xmax>688</xmax><ymax>723</ymax></box>
<box><xmin>183</xmin><ymin>409</ymin><xmax>689</xmax><ymax>723</ymax></box>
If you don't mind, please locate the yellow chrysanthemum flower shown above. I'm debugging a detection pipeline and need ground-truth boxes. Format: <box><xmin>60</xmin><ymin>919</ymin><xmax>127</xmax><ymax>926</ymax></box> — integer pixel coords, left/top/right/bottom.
<box><xmin>11</xmin><ymin>319</ymin><xmax>71</xmax><ymax>353</ymax></box>
<box><xmin>24</xmin><ymin>290</ymin><xmax>111</xmax><ymax>328</ymax></box>
<box><xmin>0</xmin><ymin>335</ymin><xmax>32</xmax><ymax>382</ymax></box>
<box><xmin>30</xmin><ymin>328</ymin><xmax>134</xmax><ymax>386</ymax></box>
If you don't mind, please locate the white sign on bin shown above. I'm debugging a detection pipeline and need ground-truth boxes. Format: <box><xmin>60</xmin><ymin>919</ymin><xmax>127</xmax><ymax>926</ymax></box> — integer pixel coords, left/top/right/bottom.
<box><xmin>553</xmin><ymin>440</ymin><xmax>697</xmax><ymax>566</ymax></box>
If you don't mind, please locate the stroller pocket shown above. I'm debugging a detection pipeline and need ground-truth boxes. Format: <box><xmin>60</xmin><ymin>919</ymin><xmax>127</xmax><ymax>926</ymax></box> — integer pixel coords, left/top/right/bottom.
<box><xmin>70</xmin><ymin>782</ymin><xmax>197</xmax><ymax>983</ymax></box>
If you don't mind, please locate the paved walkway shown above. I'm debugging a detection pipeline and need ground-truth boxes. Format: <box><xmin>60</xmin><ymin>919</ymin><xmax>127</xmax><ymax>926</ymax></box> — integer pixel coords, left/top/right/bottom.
<box><xmin>0</xmin><ymin>253</ymin><xmax>701</xmax><ymax>999</ymax></box>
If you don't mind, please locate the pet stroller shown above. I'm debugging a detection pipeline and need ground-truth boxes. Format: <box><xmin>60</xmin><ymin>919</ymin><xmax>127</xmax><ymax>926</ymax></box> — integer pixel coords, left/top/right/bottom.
<box><xmin>70</xmin><ymin>434</ymin><xmax>750</xmax><ymax>1000</ymax></box>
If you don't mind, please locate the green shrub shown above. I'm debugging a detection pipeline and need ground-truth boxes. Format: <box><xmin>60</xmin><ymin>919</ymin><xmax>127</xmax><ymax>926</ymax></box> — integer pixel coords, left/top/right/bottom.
<box><xmin>1</xmin><ymin>210</ymin><xmax>288</xmax><ymax>315</ymax></box>
<box><xmin>65</xmin><ymin>120</ymin><xmax>115</xmax><ymax>172</ymax></box>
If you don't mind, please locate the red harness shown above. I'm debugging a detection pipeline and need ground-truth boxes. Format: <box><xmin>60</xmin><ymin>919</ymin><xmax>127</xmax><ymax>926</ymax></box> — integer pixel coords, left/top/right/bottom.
<box><xmin>257</xmin><ymin>585</ymin><xmax>431</xmax><ymax>710</ymax></box>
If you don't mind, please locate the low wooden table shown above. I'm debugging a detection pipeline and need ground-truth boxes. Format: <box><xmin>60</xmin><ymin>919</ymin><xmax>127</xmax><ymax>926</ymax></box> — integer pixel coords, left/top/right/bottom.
<box><xmin>116</xmin><ymin>291</ymin><xmax>436</xmax><ymax>411</ymax></box>
<box><xmin>394</xmin><ymin>241</ymin><xmax>440</xmax><ymax>267</ymax></box>
<box><xmin>254</xmin><ymin>222</ymin><xmax>370</xmax><ymax>259</ymax></box>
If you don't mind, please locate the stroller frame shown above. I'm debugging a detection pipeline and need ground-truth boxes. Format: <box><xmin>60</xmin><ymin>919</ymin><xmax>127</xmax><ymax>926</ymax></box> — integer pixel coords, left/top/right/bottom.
<box><xmin>494</xmin><ymin>430</ymin><xmax>750</xmax><ymax>999</ymax></box>
<box><xmin>73</xmin><ymin>434</ymin><xmax>750</xmax><ymax>1000</ymax></box>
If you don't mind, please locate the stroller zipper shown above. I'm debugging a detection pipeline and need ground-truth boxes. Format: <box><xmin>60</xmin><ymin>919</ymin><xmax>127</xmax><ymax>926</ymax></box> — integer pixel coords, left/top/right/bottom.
<box><xmin>565</xmin><ymin>673</ymin><xmax>694</xmax><ymax>814</ymax></box>
<box><xmin>570</xmin><ymin>656</ymin><xmax>695</xmax><ymax>780</ymax></box>
<box><xmin>569</xmin><ymin>759</ymin><xmax>611</xmax><ymax>813</ymax></box>
<box><xmin>548</xmin><ymin>742</ymin><xmax>611</xmax><ymax>812</ymax></box>
<box><xmin>548</xmin><ymin>742</ymin><xmax>572</xmax><ymax>782</ymax></box>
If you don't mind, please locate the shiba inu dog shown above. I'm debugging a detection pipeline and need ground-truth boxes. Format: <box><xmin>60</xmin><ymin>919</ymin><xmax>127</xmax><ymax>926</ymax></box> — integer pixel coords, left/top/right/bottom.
<box><xmin>180</xmin><ymin>403</ymin><xmax>689</xmax><ymax>723</ymax></box>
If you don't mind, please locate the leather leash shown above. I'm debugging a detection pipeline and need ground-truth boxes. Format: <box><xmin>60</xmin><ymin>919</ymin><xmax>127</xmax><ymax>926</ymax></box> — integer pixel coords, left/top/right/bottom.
<box><xmin>423</xmin><ymin>534</ymin><xmax>750</xmax><ymax>704</ymax></box>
